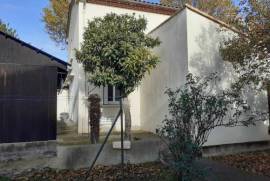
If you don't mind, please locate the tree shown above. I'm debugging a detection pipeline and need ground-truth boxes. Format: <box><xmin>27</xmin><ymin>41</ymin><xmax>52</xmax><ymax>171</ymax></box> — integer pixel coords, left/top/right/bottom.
<box><xmin>76</xmin><ymin>13</ymin><xmax>160</xmax><ymax>139</ymax></box>
<box><xmin>161</xmin><ymin>0</ymin><xmax>188</xmax><ymax>7</ymax></box>
<box><xmin>157</xmin><ymin>73</ymin><xmax>267</xmax><ymax>180</ymax></box>
<box><xmin>220</xmin><ymin>0</ymin><xmax>270</xmax><ymax>129</ymax></box>
<box><xmin>0</xmin><ymin>19</ymin><xmax>17</xmax><ymax>37</ymax></box>
<box><xmin>160</xmin><ymin>0</ymin><xmax>239</xmax><ymax>24</ymax></box>
<box><xmin>42</xmin><ymin>0</ymin><xmax>69</xmax><ymax>47</ymax></box>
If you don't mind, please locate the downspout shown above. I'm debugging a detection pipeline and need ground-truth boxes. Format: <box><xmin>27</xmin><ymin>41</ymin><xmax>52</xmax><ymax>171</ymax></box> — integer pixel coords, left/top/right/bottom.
<box><xmin>82</xmin><ymin>0</ymin><xmax>87</xmax><ymax>98</ymax></box>
<box><xmin>82</xmin><ymin>0</ymin><xmax>89</xmax><ymax>135</ymax></box>
<box><xmin>267</xmin><ymin>84</ymin><xmax>270</xmax><ymax>135</ymax></box>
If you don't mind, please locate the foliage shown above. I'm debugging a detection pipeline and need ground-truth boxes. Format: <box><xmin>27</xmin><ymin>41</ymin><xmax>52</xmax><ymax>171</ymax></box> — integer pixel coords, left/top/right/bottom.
<box><xmin>161</xmin><ymin>0</ymin><xmax>188</xmax><ymax>7</ymax></box>
<box><xmin>0</xmin><ymin>19</ymin><xmax>17</xmax><ymax>37</ymax></box>
<box><xmin>42</xmin><ymin>0</ymin><xmax>69</xmax><ymax>47</ymax></box>
<box><xmin>220</xmin><ymin>0</ymin><xmax>270</xmax><ymax>91</ymax></box>
<box><xmin>160</xmin><ymin>0</ymin><xmax>239</xmax><ymax>24</ymax></box>
<box><xmin>88</xmin><ymin>94</ymin><xmax>101</xmax><ymax>144</ymax></box>
<box><xmin>76</xmin><ymin>13</ymin><xmax>160</xmax><ymax>96</ymax></box>
<box><xmin>157</xmin><ymin>73</ymin><xmax>267</xmax><ymax>180</ymax></box>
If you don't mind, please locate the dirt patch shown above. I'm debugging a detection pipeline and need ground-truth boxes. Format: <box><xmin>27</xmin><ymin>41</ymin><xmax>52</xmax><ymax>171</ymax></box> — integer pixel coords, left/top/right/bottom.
<box><xmin>211</xmin><ymin>150</ymin><xmax>270</xmax><ymax>177</ymax></box>
<box><xmin>58</xmin><ymin>131</ymin><xmax>158</xmax><ymax>146</ymax></box>
<box><xmin>8</xmin><ymin>162</ymin><xmax>174</xmax><ymax>181</ymax></box>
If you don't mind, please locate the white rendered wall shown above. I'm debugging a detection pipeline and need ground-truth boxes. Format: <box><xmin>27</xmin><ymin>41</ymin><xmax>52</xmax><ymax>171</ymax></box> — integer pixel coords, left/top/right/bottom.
<box><xmin>68</xmin><ymin>2</ymin><xmax>90</xmax><ymax>133</ymax></box>
<box><xmin>70</xmin><ymin>2</ymin><xmax>171</xmax><ymax>133</ymax></box>
<box><xmin>140</xmin><ymin>9</ymin><xmax>189</xmax><ymax>132</ymax></box>
<box><xmin>83</xmin><ymin>3</ymin><xmax>171</xmax><ymax>34</ymax></box>
<box><xmin>57</xmin><ymin>90</ymin><xmax>69</xmax><ymax>120</ymax></box>
<box><xmin>67</xmin><ymin>2</ymin><xmax>80</xmax><ymax>124</ymax></box>
<box><xmin>140</xmin><ymin>7</ymin><xmax>269</xmax><ymax>146</ymax></box>
<box><xmin>186</xmin><ymin>9</ymin><xmax>270</xmax><ymax>146</ymax></box>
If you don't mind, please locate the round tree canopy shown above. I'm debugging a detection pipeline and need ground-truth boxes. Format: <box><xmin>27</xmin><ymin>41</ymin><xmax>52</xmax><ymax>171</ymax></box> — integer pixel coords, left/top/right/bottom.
<box><xmin>76</xmin><ymin>13</ymin><xmax>160</xmax><ymax>96</ymax></box>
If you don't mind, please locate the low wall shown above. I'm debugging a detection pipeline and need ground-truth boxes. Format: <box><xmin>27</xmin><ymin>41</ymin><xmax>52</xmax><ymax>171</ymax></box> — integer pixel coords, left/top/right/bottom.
<box><xmin>0</xmin><ymin>139</ymin><xmax>270</xmax><ymax>176</ymax></box>
<box><xmin>203</xmin><ymin>140</ymin><xmax>270</xmax><ymax>157</ymax></box>
<box><xmin>54</xmin><ymin>140</ymin><xmax>270</xmax><ymax>169</ymax></box>
<box><xmin>0</xmin><ymin>141</ymin><xmax>57</xmax><ymax>162</ymax></box>
<box><xmin>54</xmin><ymin>139</ymin><xmax>161</xmax><ymax>169</ymax></box>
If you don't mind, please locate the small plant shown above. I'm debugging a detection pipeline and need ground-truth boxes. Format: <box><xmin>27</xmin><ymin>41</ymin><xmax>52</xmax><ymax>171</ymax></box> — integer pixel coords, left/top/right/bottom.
<box><xmin>157</xmin><ymin>73</ymin><xmax>267</xmax><ymax>181</ymax></box>
<box><xmin>88</xmin><ymin>94</ymin><xmax>101</xmax><ymax>144</ymax></box>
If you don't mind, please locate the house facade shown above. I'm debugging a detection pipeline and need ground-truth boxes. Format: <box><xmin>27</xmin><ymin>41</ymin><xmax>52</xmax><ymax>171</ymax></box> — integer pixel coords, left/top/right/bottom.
<box><xmin>67</xmin><ymin>0</ymin><xmax>177</xmax><ymax>134</ymax></box>
<box><xmin>67</xmin><ymin>0</ymin><xmax>270</xmax><ymax>146</ymax></box>
<box><xmin>142</xmin><ymin>5</ymin><xmax>269</xmax><ymax>146</ymax></box>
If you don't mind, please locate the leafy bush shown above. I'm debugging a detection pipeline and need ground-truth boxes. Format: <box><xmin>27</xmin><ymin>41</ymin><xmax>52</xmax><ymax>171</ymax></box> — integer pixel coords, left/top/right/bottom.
<box><xmin>157</xmin><ymin>73</ymin><xmax>267</xmax><ymax>180</ymax></box>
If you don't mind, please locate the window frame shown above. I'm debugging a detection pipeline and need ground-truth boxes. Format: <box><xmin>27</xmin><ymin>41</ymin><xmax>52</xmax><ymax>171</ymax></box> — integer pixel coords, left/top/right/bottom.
<box><xmin>103</xmin><ymin>85</ymin><xmax>120</xmax><ymax>105</ymax></box>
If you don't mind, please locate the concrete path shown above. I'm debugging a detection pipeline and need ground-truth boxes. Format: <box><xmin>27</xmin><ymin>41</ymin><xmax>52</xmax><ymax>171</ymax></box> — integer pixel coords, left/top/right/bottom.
<box><xmin>197</xmin><ymin>159</ymin><xmax>270</xmax><ymax>181</ymax></box>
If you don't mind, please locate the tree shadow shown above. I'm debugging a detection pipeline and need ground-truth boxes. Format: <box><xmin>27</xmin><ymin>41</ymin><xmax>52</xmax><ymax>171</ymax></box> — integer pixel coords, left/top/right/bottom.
<box><xmin>188</xmin><ymin>24</ymin><xmax>269</xmax><ymax>145</ymax></box>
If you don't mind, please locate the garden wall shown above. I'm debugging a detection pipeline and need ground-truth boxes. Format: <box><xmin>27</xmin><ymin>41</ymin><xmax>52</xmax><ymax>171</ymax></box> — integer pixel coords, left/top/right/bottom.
<box><xmin>0</xmin><ymin>141</ymin><xmax>57</xmax><ymax>162</ymax></box>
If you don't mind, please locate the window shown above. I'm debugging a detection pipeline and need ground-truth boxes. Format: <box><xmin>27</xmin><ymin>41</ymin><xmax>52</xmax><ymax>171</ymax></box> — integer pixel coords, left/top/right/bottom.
<box><xmin>103</xmin><ymin>85</ymin><xmax>121</xmax><ymax>104</ymax></box>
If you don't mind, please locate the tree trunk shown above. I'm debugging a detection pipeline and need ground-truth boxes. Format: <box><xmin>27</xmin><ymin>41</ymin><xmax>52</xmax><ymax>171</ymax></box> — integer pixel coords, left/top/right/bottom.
<box><xmin>123</xmin><ymin>98</ymin><xmax>131</xmax><ymax>140</ymax></box>
<box><xmin>88</xmin><ymin>94</ymin><xmax>101</xmax><ymax>144</ymax></box>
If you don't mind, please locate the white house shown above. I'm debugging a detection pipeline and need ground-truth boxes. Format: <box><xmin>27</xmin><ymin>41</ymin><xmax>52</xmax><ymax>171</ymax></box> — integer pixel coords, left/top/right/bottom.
<box><xmin>67</xmin><ymin>0</ymin><xmax>270</xmax><ymax>146</ymax></box>
<box><xmin>67</xmin><ymin>0</ymin><xmax>177</xmax><ymax>134</ymax></box>
<box><xmin>142</xmin><ymin>4</ymin><xmax>269</xmax><ymax>146</ymax></box>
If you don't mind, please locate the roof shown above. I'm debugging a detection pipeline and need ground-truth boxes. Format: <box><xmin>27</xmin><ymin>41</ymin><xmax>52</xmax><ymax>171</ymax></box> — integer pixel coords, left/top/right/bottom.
<box><xmin>67</xmin><ymin>0</ymin><xmax>179</xmax><ymax>36</ymax></box>
<box><xmin>149</xmin><ymin>4</ymin><xmax>243</xmax><ymax>35</ymax></box>
<box><xmin>0</xmin><ymin>30</ymin><xmax>70</xmax><ymax>68</ymax></box>
<box><xmin>85</xmin><ymin>0</ymin><xmax>178</xmax><ymax>15</ymax></box>
<box><xmin>185</xmin><ymin>4</ymin><xmax>242</xmax><ymax>35</ymax></box>
<box><xmin>68</xmin><ymin>1</ymin><xmax>243</xmax><ymax>37</ymax></box>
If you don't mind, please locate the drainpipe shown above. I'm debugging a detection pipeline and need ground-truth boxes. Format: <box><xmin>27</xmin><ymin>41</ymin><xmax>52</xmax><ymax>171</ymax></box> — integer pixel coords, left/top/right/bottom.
<box><xmin>81</xmin><ymin>0</ymin><xmax>87</xmax><ymax>134</ymax></box>
<box><xmin>267</xmin><ymin>85</ymin><xmax>270</xmax><ymax>134</ymax></box>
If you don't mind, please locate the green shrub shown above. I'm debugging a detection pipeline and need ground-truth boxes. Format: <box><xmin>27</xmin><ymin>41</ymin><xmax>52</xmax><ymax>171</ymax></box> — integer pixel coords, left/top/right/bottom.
<box><xmin>157</xmin><ymin>73</ymin><xmax>267</xmax><ymax>181</ymax></box>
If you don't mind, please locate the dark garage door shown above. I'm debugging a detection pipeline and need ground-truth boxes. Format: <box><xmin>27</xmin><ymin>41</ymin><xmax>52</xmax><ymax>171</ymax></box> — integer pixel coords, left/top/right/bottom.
<box><xmin>0</xmin><ymin>64</ymin><xmax>57</xmax><ymax>143</ymax></box>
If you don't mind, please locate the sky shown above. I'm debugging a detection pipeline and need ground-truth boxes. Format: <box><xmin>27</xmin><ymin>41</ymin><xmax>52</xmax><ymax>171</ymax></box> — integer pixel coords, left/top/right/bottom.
<box><xmin>0</xmin><ymin>0</ymin><xmax>67</xmax><ymax>61</ymax></box>
<box><xmin>0</xmin><ymin>0</ymin><xmax>238</xmax><ymax>61</ymax></box>
<box><xmin>0</xmin><ymin>0</ymin><xmax>159</xmax><ymax>61</ymax></box>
